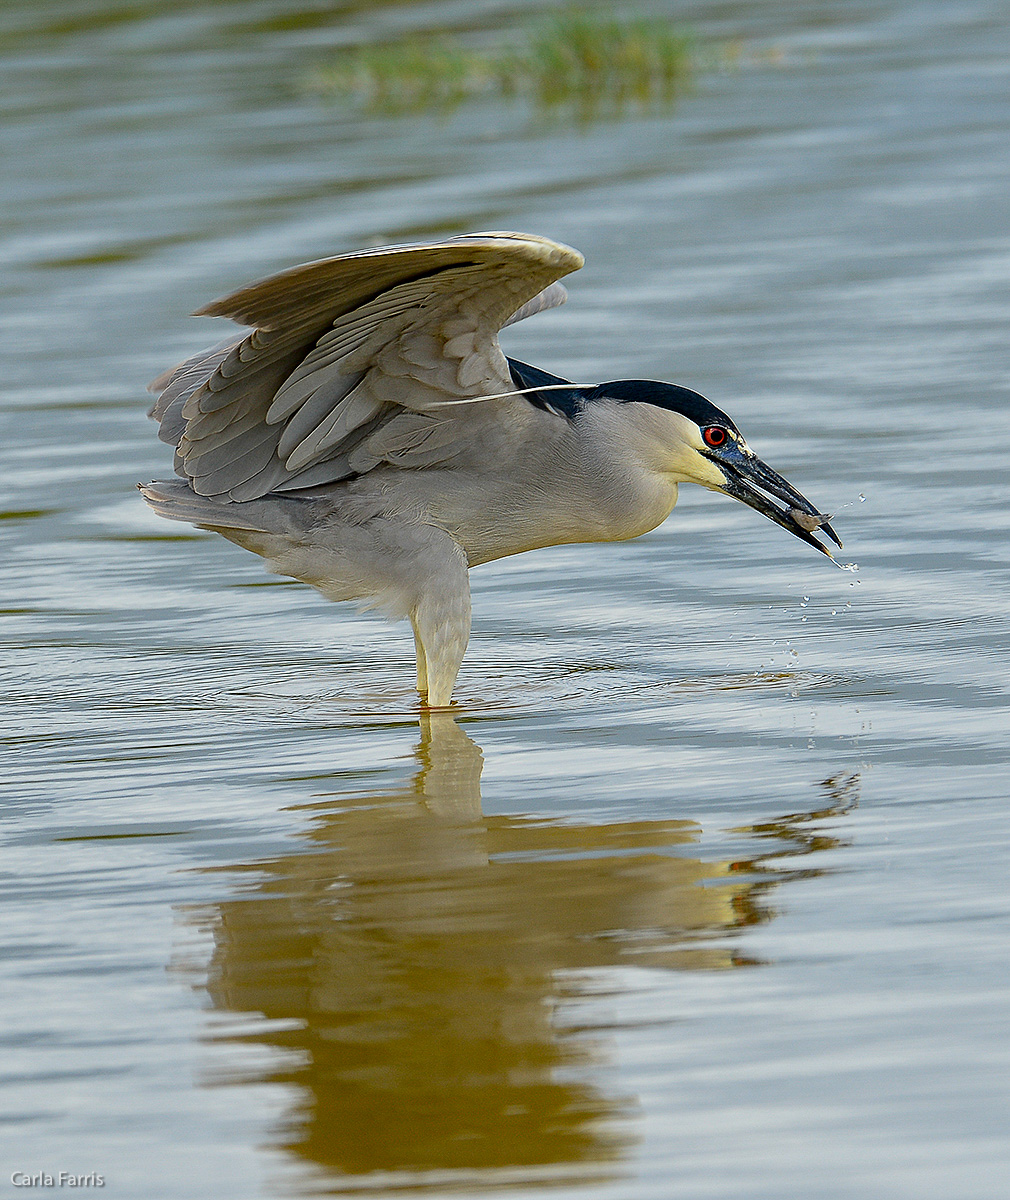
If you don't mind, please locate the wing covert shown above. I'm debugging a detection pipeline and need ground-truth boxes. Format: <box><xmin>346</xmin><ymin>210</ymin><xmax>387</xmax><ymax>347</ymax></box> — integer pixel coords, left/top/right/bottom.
<box><xmin>148</xmin><ymin>233</ymin><xmax>583</xmax><ymax>501</ymax></box>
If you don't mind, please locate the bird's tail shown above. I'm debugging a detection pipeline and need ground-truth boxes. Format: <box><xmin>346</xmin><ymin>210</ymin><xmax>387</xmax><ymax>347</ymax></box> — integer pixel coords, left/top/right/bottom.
<box><xmin>138</xmin><ymin>479</ymin><xmax>296</xmax><ymax>534</ymax></box>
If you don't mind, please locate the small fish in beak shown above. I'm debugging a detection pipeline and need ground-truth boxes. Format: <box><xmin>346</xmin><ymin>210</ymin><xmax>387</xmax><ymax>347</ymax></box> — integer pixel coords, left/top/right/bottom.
<box><xmin>789</xmin><ymin>508</ymin><xmax>835</xmax><ymax>534</ymax></box>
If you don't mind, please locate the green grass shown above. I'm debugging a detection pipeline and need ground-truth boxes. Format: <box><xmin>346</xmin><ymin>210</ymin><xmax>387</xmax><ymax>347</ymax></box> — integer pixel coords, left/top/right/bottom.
<box><xmin>306</xmin><ymin>10</ymin><xmax>698</xmax><ymax>118</ymax></box>
<box><xmin>524</xmin><ymin>12</ymin><xmax>694</xmax><ymax>109</ymax></box>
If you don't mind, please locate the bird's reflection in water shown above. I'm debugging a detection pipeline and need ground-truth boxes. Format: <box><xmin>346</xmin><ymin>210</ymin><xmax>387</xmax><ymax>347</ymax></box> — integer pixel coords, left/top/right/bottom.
<box><xmin>188</xmin><ymin>717</ymin><xmax>858</xmax><ymax>1193</ymax></box>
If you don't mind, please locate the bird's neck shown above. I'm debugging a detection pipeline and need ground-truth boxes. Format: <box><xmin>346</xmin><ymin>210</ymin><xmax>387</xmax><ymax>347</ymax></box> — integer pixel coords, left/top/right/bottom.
<box><xmin>457</xmin><ymin>408</ymin><xmax>680</xmax><ymax>563</ymax></box>
<box><xmin>376</xmin><ymin>407</ymin><xmax>681</xmax><ymax>567</ymax></box>
<box><xmin>562</xmin><ymin>416</ymin><xmax>680</xmax><ymax>544</ymax></box>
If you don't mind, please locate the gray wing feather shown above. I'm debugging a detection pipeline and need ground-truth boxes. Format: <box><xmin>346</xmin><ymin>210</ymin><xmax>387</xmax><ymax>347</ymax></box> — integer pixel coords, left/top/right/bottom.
<box><xmin>147</xmin><ymin>232</ymin><xmax>583</xmax><ymax>501</ymax></box>
<box><xmin>282</xmin><ymin>382</ymin><xmax>385</xmax><ymax>471</ymax></box>
<box><xmin>190</xmin><ymin>426</ymin><xmax>283</xmax><ymax>496</ymax></box>
<box><xmin>148</xmin><ymin>336</ymin><xmax>243</xmax><ymax>445</ymax></box>
<box><xmin>274</xmin><ymin>372</ymin><xmax>369</xmax><ymax>459</ymax></box>
<box><xmin>500</xmin><ymin>280</ymin><xmax>569</xmax><ymax>328</ymax></box>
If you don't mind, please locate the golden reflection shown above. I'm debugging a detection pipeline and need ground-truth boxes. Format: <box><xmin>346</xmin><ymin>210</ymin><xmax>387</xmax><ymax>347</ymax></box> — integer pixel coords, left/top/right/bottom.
<box><xmin>185</xmin><ymin>717</ymin><xmax>857</xmax><ymax>1193</ymax></box>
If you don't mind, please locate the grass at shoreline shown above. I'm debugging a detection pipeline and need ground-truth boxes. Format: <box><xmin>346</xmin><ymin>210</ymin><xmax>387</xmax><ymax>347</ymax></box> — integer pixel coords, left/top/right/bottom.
<box><xmin>306</xmin><ymin>11</ymin><xmax>698</xmax><ymax>118</ymax></box>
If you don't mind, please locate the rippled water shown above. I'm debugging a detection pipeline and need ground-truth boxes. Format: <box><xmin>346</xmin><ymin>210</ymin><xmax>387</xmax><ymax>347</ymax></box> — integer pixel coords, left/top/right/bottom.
<box><xmin>2</xmin><ymin>2</ymin><xmax>1009</xmax><ymax>1198</ymax></box>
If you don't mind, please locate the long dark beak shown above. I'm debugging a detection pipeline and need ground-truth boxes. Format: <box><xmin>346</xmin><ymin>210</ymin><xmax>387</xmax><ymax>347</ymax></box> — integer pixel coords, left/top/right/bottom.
<box><xmin>712</xmin><ymin>448</ymin><xmax>842</xmax><ymax>558</ymax></box>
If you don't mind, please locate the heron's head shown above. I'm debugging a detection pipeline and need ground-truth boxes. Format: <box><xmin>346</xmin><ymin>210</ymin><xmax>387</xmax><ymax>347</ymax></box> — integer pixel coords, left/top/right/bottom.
<box><xmin>591</xmin><ymin>379</ymin><xmax>841</xmax><ymax>557</ymax></box>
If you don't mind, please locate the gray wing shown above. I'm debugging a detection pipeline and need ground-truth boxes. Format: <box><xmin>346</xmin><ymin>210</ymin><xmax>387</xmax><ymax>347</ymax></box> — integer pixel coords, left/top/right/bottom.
<box><xmin>148</xmin><ymin>232</ymin><xmax>583</xmax><ymax>502</ymax></box>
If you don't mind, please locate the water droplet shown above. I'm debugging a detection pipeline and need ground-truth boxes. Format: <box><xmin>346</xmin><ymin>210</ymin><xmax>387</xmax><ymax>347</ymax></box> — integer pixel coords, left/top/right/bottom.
<box><xmin>858</xmin><ymin>493</ymin><xmax>866</xmax><ymax>502</ymax></box>
<box><xmin>800</xmin><ymin>616</ymin><xmax>807</xmax><ymax>622</ymax></box>
<box><xmin>831</xmin><ymin>609</ymin><xmax>837</xmax><ymax>616</ymax></box>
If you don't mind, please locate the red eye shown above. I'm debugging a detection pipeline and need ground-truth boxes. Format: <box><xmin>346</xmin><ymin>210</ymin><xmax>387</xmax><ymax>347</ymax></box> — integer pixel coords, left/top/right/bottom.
<box><xmin>702</xmin><ymin>425</ymin><xmax>728</xmax><ymax>448</ymax></box>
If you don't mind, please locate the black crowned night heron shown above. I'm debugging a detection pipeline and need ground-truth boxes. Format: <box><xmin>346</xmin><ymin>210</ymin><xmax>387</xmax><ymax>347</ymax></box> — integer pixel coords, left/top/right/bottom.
<box><xmin>141</xmin><ymin>232</ymin><xmax>840</xmax><ymax>706</ymax></box>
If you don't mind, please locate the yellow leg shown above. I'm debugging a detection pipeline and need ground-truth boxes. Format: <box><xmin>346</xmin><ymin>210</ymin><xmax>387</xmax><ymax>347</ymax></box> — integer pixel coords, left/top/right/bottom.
<box><xmin>412</xmin><ymin>621</ymin><xmax>429</xmax><ymax>702</ymax></box>
<box><xmin>410</xmin><ymin>580</ymin><xmax>470</xmax><ymax>710</ymax></box>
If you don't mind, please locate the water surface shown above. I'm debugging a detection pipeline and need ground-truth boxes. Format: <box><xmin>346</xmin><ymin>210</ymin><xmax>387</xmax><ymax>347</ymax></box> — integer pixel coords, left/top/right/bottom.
<box><xmin>2</xmin><ymin>2</ymin><xmax>1009</xmax><ymax>1198</ymax></box>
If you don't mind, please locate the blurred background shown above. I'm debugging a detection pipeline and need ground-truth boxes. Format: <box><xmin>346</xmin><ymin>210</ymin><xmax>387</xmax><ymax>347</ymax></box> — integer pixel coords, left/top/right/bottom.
<box><xmin>2</xmin><ymin>2</ymin><xmax>1009</xmax><ymax>1198</ymax></box>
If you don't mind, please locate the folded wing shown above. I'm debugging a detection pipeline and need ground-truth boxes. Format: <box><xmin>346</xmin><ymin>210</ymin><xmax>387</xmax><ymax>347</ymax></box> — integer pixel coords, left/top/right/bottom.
<box><xmin>148</xmin><ymin>232</ymin><xmax>583</xmax><ymax>502</ymax></box>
